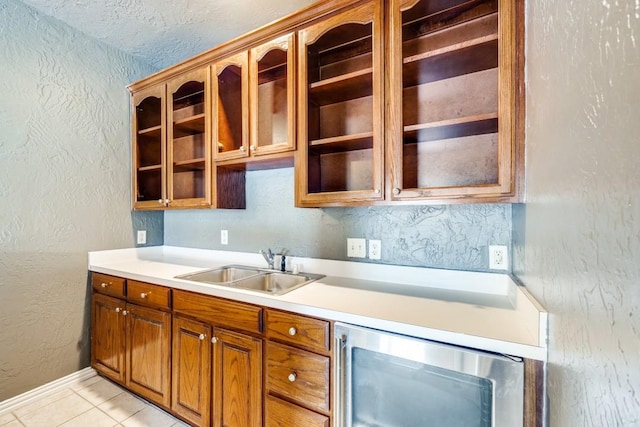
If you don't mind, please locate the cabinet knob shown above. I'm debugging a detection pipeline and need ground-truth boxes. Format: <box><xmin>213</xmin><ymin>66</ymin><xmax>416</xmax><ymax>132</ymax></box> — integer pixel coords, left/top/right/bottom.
<box><xmin>122</xmin><ymin>310</ymin><xmax>128</xmax><ymax>316</ymax></box>
<box><xmin>211</xmin><ymin>337</ymin><xmax>218</xmax><ymax>344</ymax></box>
<box><xmin>250</xmin><ymin>145</ymin><xmax>256</xmax><ymax>151</ymax></box>
<box><xmin>158</xmin><ymin>199</ymin><xmax>164</xmax><ymax>204</ymax></box>
<box><xmin>240</xmin><ymin>145</ymin><xmax>246</xmax><ymax>152</ymax></box>
<box><xmin>288</xmin><ymin>327</ymin><xmax>297</xmax><ymax>336</ymax></box>
<box><xmin>199</xmin><ymin>333</ymin><xmax>206</xmax><ymax>340</ymax></box>
<box><xmin>101</xmin><ymin>282</ymin><xmax>108</xmax><ymax>288</ymax></box>
<box><xmin>374</xmin><ymin>188</ymin><xmax>381</xmax><ymax>194</ymax></box>
<box><xmin>393</xmin><ymin>187</ymin><xmax>401</xmax><ymax>195</ymax></box>
<box><xmin>115</xmin><ymin>307</ymin><xmax>121</xmax><ymax>313</ymax></box>
<box><xmin>288</xmin><ymin>372</ymin><xmax>297</xmax><ymax>382</ymax></box>
<box><xmin>140</xmin><ymin>292</ymin><xmax>148</xmax><ymax>299</ymax></box>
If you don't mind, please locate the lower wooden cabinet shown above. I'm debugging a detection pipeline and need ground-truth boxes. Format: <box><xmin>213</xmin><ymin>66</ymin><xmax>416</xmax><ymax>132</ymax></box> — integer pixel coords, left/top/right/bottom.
<box><xmin>265</xmin><ymin>395</ymin><xmax>330</xmax><ymax>427</ymax></box>
<box><xmin>171</xmin><ymin>314</ymin><xmax>263</xmax><ymax>427</ymax></box>
<box><xmin>91</xmin><ymin>293</ymin><xmax>172</xmax><ymax>409</ymax></box>
<box><xmin>212</xmin><ymin>328</ymin><xmax>262</xmax><ymax>427</ymax></box>
<box><xmin>92</xmin><ymin>293</ymin><xmax>126</xmax><ymax>383</ymax></box>
<box><xmin>172</xmin><ymin>316</ymin><xmax>212</xmax><ymax>426</ymax></box>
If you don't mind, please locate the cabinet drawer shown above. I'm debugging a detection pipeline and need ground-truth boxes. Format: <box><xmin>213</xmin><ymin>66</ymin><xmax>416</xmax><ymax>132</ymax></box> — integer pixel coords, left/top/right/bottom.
<box><xmin>265</xmin><ymin>309</ymin><xmax>330</xmax><ymax>354</ymax></box>
<box><xmin>266</xmin><ymin>342</ymin><xmax>330</xmax><ymax>413</ymax></box>
<box><xmin>127</xmin><ymin>280</ymin><xmax>171</xmax><ymax>310</ymax></box>
<box><xmin>173</xmin><ymin>289</ymin><xmax>262</xmax><ymax>334</ymax></box>
<box><xmin>92</xmin><ymin>272</ymin><xmax>125</xmax><ymax>298</ymax></box>
<box><xmin>265</xmin><ymin>395</ymin><xmax>329</xmax><ymax>427</ymax></box>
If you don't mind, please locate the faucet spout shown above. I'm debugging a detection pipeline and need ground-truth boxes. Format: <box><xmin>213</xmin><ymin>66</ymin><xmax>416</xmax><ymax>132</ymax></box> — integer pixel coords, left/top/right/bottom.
<box><xmin>259</xmin><ymin>248</ymin><xmax>275</xmax><ymax>269</ymax></box>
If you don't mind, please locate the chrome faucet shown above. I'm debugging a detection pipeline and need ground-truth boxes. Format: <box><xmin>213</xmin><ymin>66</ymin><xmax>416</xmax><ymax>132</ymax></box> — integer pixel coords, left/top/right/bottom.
<box><xmin>259</xmin><ymin>248</ymin><xmax>275</xmax><ymax>269</ymax></box>
<box><xmin>260</xmin><ymin>248</ymin><xmax>288</xmax><ymax>271</ymax></box>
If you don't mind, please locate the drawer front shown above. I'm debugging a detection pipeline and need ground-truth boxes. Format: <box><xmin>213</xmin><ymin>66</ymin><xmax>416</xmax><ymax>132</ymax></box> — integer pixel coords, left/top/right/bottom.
<box><xmin>265</xmin><ymin>309</ymin><xmax>330</xmax><ymax>354</ymax></box>
<box><xmin>265</xmin><ymin>395</ymin><xmax>329</xmax><ymax>427</ymax></box>
<box><xmin>127</xmin><ymin>280</ymin><xmax>171</xmax><ymax>310</ymax></box>
<box><xmin>173</xmin><ymin>289</ymin><xmax>262</xmax><ymax>334</ymax></box>
<box><xmin>92</xmin><ymin>272</ymin><xmax>125</xmax><ymax>298</ymax></box>
<box><xmin>266</xmin><ymin>342</ymin><xmax>330</xmax><ymax>413</ymax></box>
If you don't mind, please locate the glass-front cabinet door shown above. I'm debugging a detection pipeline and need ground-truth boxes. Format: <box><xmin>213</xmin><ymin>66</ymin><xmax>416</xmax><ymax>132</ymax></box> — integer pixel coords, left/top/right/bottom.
<box><xmin>132</xmin><ymin>85</ymin><xmax>166</xmax><ymax>210</ymax></box>
<box><xmin>249</xmin><ymin>33</ymin><xmax>296</xmax><ymax>157</ymax></box>
<box><xmin>295</xmin><ymin>0</ymin><xmax>384</xmax><ymax>207</ymax></box>
<box><xmin>213</xmin><ymin>52</ymin><xmax>249</xmax><ymax>161</ymax></box>
<box><xmin>166</xmin><ymin>68</ymin><xmax>211</xmax><ymax>208</ymax></box>
<box><xmin>387</xmin><ymin>0</ymin><xmax>519</xmax><ymax>202</ymax></box>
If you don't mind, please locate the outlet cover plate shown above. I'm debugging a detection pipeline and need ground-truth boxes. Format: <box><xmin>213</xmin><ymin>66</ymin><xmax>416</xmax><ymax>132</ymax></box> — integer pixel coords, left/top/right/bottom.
<box><xmin>489</xmin><ymin>245</ymin><xmax>508</xmax><ymax>270</ymax></box>
<box><xmin>369</xmin><ymin>239</ymin><xmax>381</xmax><ymax>260</ymax></box>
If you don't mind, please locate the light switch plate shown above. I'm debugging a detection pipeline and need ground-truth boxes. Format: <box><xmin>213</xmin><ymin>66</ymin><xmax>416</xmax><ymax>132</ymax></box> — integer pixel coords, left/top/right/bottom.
<box><xmin>347</xmin><ymin>238</ymin><xmax>366</xmax><ymax>258</ymax></box>
<box><xmin>137</xmin><ymin>230</ymin><xmax>146</xmax><ymax>245</ymax></box>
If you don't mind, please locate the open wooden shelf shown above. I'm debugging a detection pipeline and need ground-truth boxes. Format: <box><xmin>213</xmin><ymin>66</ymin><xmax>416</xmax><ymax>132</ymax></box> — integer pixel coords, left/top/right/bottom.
<box><xmin>173</xmin><ymin>113</ymin><xmax>205</xmax><ymax>138</ymax></box>
<box><xmin>403</xmin><ymin>35</ymin><xmax>497</xmax><ymax>87</ymax></box>
<box><xmin>309</xmin><ymin>68</ymin><xmax>373</xmax><ymax>105</ymax></box>
<box><xmin>173</xmin><ymin>158</ymin><xmax>206</xmax><ymax>173</ymax></box>
<box><xmin>138</xmin><ymin>164</ymin><xmax>162</xmax><ymax>172</ymax></box>
<box><xmin>138</xmin><ymin>125</ymin><xmax>162</xmax><ymax>137</ymax></box>
<box><xmin>309</xmin><ymin>132</ymin><xmax>374</xmax><ymax>154</ymax></box>
<box><xmin>404</xmin><ymin>113</ymin><xmax>497</xmax><ymax>143</ymax></box>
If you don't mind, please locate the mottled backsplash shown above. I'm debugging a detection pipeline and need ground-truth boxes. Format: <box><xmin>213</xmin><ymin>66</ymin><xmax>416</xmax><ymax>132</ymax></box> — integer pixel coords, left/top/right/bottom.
<box><xmin>165</xmin><ymin>168</ymin><xmax>511</xmax><ymax>272</ymax></box>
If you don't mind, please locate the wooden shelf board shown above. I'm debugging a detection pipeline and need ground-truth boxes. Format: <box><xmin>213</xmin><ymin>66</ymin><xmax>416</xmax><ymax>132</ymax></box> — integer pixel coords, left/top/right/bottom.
<box><xmin>402</xmin><ymin>37</ymin><xmax>498</xmax><ymax>87</ymax></box>
<box><xmin>173</xmin><ymin>114</ymin><xmax>205</xmax><ymax>138</ymax></box>
<box><xmin>138</xmin><ymin>164</ymin><xmax>162</xmax><ymax>172</ymax></box>
<box><xmin>309</xmin><ymin>68</ymin><xmax>373</xmax><ymax>105</ymax></box>
<box><xmin>309</xmin><ymin>131</ymin><xmax>373</xmax><ymax>154</ymax></box>
<box><xmin>404</xmin><ymin>113</ymin><xmax>498</xmax><ymax>143</ymax></box>
<box><xmin>138</xmin><ymin>125</ymin><xmax>162</xmax><ymax>137</ymax></box>
<box><xmin>173</xmin><ymin>158</ymin><xmax>206</xmax><ymax>172</ymax></box>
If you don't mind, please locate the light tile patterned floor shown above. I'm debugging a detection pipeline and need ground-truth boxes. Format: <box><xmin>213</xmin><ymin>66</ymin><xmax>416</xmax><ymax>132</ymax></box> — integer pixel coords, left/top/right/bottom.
<box><xmin>0</xmin><ymin>375</ymin><xmax>189</xmax><ymax>427</ymax></box>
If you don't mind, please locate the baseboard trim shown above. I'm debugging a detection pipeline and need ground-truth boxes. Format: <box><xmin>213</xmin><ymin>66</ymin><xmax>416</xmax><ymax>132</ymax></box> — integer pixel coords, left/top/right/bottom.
<box><xmin>0</xmin><ymin>367</ymin><xmax>97</xmax><ymax>415</ymax></box>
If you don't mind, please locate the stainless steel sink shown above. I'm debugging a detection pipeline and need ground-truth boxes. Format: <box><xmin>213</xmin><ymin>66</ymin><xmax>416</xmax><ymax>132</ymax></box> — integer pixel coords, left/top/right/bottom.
<box><xmin>176</xmin><ymin>265</ymin><xmax>261</xmax><ymax>284</ymax></box>
<box><xmin>175</xmin><ymin>265</ymin><xmax>324</xmax><ymax>295</ymax></box>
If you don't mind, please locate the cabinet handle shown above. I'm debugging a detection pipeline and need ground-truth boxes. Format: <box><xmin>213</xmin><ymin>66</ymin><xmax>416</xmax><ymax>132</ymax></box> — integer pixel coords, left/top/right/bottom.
<box><xmin>288</xmin><ymin>327</ymin><xmax>297</xmax><ymax>336</ymax></box>
<box><xmin>211</xmin><ymin>337</ymin><xmax>218</xmax><ymax>344</ymax></box>
<box><xmin>393</xmin><ymin>188</ymin><xmax>401</xmax><ymax>195</ymax></box>
<box><xmin>101</xmin><ymin>282</ymin><xmax>109</xmax><ymax>288</ymax></box>
<box><xmin>288</xmin><ymin>372</ymin><xmax>297</xmax><ymax>382</ymax></box>
<box><xmin>199</xmin><ymin>333</ymin><xmax>206</xmax><ymax>340</ymax></box>
<box><xmin>140</xmin><ymin>292</ymin><xmax>148</xmax><ymax>299</ymax></box>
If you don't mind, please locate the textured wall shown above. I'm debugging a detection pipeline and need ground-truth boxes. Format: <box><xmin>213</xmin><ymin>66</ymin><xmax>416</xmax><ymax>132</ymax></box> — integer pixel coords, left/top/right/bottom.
<box><xmin>513</xmin><ymin>0</ymin><xmax>640</xmax><ymax>425</ymax></box>
<box><xmin>165</xmin><ymin>168</ymin><xmax>512</xmax><ymax>272</ymax></box>
<box><xmin>0</xmin><ymin>0</ymin><xmax>162</xmax><ymax>400</ymax></box>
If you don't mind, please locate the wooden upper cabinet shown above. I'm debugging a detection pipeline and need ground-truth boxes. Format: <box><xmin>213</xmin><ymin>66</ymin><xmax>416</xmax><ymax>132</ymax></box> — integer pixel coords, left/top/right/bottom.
<box><xmin>167</xmin><ymin>68</ymin><xmax>212</xmax><ymax>208</ymax></box>
<box><xmin>249</xmin><ymin>33</ymin><xmax>296</xmax><ymax>157</ymax></box>
<box><xmin>386</xmin><ymin>0</ymin><xmax>522</xmax><ymax>202</ymax></box>
<box><xmin>131</xmin><ymin>67</ymin><xmax>213</xmax><ymax>210</ymax></box>
<box><xmin>132</xmin><ymin>84</ymin><xmax>167</xmax><ymax>210</ymax></box>
<box><xmin>213</xmin><ymin>52</ymin><xmax>250</xmax><ymax>161</ymax></box>
<box><xmin>295</xmin><ymin>0</ymin><xmax>385</xmax><ymax>207</ymax></box>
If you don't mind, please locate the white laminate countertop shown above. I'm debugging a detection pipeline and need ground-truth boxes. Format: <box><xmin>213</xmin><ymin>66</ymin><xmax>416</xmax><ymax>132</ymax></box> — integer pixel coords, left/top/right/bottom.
<box><xmin>88</xmin><ymin>246</ymin><xmax>548</xmax><ymax>361</ymax></box>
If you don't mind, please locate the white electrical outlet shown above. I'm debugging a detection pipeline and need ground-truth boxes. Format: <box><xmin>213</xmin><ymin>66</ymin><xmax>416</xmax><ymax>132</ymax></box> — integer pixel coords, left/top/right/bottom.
<box><xmin>221</xmin><ymin>229</ymin><xmax>228</xmax><ymax>245</ymax></box>
<box><xmin>489</xmin><ymin>245</ymin><xmax>508</xmax><ymax>270</ymax></box>
<box><xmin>137</xmin><ymin>230</ymin><xmax>146</xmax><ymax>245</ymax></box>
<box><xmin>347</xmin><ymin>238</ymin><xmax>366</xmax><ymax>258</ymax></box>
<box><xmin>369</xmin><ymin>239</ymin><xmax>381</xmax><ymax>260</ymax></box>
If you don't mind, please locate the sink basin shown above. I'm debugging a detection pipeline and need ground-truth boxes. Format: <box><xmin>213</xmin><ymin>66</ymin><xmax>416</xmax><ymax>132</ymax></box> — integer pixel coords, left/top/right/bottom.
<box><xmin>231</xmin><ymin>272</ymin><xmax>316</xmax><ymax>295</ymax></box>
<box><xmin>176</xmin><ymin>265</ymin><xmax>261</xmax><ymax>284</ymax></box>
<box><xmin>175</xmin><ymin>265</ymin><xmax>324</xmax><ymax>295</ymax></box>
